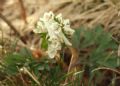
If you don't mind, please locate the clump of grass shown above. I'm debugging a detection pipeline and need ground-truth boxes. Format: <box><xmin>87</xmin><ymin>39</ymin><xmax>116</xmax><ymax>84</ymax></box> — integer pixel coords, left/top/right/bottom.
<box><xmin>0</xmin><ymin>25</ymin><xmax>119</xmax><ymax>86</ymax></box>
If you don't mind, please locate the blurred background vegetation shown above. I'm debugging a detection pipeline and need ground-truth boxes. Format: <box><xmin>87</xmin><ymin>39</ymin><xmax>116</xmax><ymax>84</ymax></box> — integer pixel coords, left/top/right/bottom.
<box><xmin>0</xmin><ymin>0</ymin><xmax>120</xmax><ymax>86</ymax></box>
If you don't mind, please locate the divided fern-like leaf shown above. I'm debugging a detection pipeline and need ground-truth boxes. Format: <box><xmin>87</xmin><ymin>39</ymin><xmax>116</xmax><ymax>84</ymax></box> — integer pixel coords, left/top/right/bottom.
<box><xmin>71</xmin><ymin>25</ymin><xmax>119</xmax><ymax>68</ymax></box>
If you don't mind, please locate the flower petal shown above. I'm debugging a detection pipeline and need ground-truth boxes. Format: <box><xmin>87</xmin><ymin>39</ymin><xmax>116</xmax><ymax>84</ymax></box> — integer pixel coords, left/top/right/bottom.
<box><xmin>47</xmin><ymin>40</ymin><xmax>61</xmax><ymax>58</ymax></box>
<box><xmin>34</xmin><ymin>21</ymin><xmax>47</xmax><ymax>33</ymax></box>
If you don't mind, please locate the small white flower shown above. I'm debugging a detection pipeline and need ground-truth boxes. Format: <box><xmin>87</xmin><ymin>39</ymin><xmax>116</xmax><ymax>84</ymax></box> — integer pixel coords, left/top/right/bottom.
<box><xmin>34</xmin><ymin>11</ymin><xmax>75</xmax><ymax>58</ymax></box>
<box><xmin>56</xmin><ymin>13</ymin><xmax>63</xmax><ymax>23</ymax></box>
<box><xmin>33</xmin><ymin>21</ymin><xmax>46</xmax><ymax>33</ymax></box>
<box><xmin>64</xmin><ymin>25</ymin><xmax>75</xmax><ymax>36</ymax></box>
<box><xmin>63</xmin><ymin>19</ymin><xmax>70</xmax><ymax>25</ymax></box>
<box><xmin>54</xmin><ymin>27</ymin><xmax>72</xmax><ymax>46</ymax></box>
<box><xmin>47</xmin><ymin>40</ymin><xmax>61</xmax><ymax>58</ymax></box>
<box><xmin>40</xmin><ymin>11</ymin><xmax>54</xmax><ymax>22</ymax></box>
<box><xmin>63</xmin><ymin>19</ymin><xmax>75</xmax><ymax>36</ymax></box>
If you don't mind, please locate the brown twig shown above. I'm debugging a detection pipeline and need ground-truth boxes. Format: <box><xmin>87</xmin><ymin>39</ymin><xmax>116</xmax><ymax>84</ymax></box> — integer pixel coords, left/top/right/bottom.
<box><xmin>18</xmin><ymin>0</ymin><xmax>27</xmax><ymax>24</ymax></box>
<box><xmin>0</xmin><ymin>13</ymin><xmax>26</xmax><ymax>44</ymax></box>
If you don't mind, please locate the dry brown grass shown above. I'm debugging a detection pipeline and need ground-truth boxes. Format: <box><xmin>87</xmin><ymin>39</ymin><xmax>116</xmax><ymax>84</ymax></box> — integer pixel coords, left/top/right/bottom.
<box><xmin>0</xmin><ymin>0</ymin><xmax>120</xmax><ymax>49</ymax></box>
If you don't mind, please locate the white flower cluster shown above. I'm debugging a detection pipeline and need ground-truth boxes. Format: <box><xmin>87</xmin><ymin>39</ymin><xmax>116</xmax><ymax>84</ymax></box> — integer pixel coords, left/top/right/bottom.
<box><xmin>34</xmin><ymin>11</ymin><xmax>75</xmax><ymax>58</ymax></box>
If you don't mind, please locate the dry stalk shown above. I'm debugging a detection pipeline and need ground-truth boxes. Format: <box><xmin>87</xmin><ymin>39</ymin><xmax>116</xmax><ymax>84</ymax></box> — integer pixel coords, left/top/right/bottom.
<box><xmin>64</xmin><ymin>47</ymin><xmax>79</xmax><ymax>84</ymax></box>
<box><xmin>0</xmin><ymin>13</ymin><xmax>27</xmax><ymax>44</ymax></box>
<box><xmin>22</xmin><ymin>67</ymin><xmax>41</xmax><ymax>86</ymax></box>
<box><xmin>92</xmin><ymin>67</ymin><xmax>120</xmax><ymax>75</ymax></box>
<box><xmin>18</xmin><ymin>0</ymin><xmax>27</xmax><ymax>24</ymax></box>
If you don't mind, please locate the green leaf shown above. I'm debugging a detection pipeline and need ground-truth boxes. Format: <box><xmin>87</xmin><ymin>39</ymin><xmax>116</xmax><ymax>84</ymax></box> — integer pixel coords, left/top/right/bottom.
<box><xmin>72</xmin><ymin>25</ymin><xmax>119</xmax><ymax>69</ymax></box>
<box><xmin>19</xmin><ymin>47</ymin><xmax>33</xmax><ymax>61</ymax></box>
<box><xmin>41</xmin><ymin>33</ymin><xmax>48</xmax><ymax>50</ymax></box>
<box><xmin>5</xmin><ymin>65</ymin><xmax>18</xmax><ymax>75</ymax></box>
<box><xmin>71</xmin><ymin>27</ymin><xmax>82</xmax><ymax>50</ymax></box>
<box><xmin>4</xmin><ymin>53</ymin><xmax>26</xmax><ymax>65</ymax></box>
<box><xmin>97</xmin><ymin>56</ymin><xmax>118</xmax><ymax>68</ymax></box>
<box><xmin>3</xmin><ymin>53</ymin><xmax>26</xmax><ymax>75</ymax></box>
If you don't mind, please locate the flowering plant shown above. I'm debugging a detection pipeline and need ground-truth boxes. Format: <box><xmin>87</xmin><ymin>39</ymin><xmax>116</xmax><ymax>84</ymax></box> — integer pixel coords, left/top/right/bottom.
<box><xmin>34</xmin><ymin>11</ymin><xmax>75</xmax><ymax>58</ymax></box>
